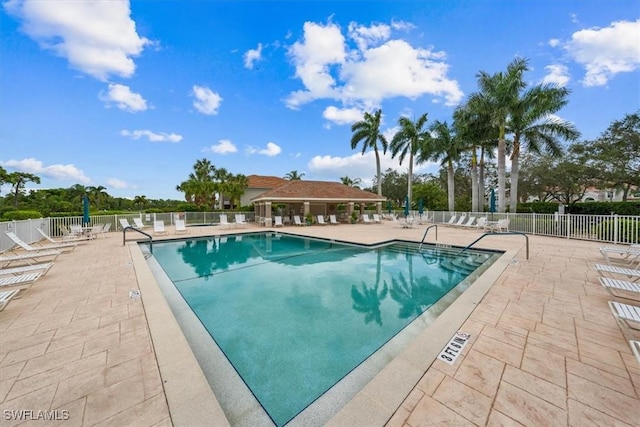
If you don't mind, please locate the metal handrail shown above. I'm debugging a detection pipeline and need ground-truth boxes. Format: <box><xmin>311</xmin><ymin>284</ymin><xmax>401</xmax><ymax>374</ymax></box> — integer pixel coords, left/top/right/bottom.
<box><xmin>122</xmin><ymin>226</ymin><xmax>153</xmax><ymax>253</ymax></box>
<box><xmin>418</xmin><ymin>225</ymin><xmax>438</xmax><ymax>250</ymax></box>
<box><xmin>457</xmin><ymin>231</ymin><xmax>529</xmax><ymax>259</ymax></box>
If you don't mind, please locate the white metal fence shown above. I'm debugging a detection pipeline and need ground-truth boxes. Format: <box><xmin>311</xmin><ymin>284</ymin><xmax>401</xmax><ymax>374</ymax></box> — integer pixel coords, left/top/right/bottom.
<box><xmin>0</xmin><ymin>210</ymin><xmax>637</xmax><ymax>253</ymax></box>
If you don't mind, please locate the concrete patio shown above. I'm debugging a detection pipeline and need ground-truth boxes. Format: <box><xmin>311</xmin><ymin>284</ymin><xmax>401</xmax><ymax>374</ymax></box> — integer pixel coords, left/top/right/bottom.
<box><xmin>1</xmin><ymin>221</ymin><xmax>638</xmax><ymax>426</ymax></box>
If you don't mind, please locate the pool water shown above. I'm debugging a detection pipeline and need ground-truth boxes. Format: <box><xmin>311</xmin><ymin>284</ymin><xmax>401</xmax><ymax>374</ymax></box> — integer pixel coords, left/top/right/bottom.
<box><xmin>150</xmin><ymin>232</ymin><xmax>498</xmax><ymax>426</ymax></box>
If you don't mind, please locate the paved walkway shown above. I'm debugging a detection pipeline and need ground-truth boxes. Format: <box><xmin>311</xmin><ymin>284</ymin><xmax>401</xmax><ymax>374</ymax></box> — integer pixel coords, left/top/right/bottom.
<box><xmin>0</xmin><ymin>222</ymin><xmax>638</xmax><ymax>426</ymax></box>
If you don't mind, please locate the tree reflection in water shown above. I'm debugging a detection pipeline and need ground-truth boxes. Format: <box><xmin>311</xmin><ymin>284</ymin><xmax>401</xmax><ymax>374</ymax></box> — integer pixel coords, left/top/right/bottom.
<box><xmin>351</xmin><ymin>280</ymin><xmax>389</xmax><ymax>326</ymax></box>
<box><xmin>177</xmin><ymin>236</ymin><xmax>253</xmax><ymax>279</ymax></box>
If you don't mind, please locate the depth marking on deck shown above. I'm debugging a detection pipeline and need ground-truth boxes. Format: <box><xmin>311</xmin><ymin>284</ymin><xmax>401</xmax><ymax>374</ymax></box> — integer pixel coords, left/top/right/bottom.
<box><xmin>438</xmin><ymin>331</ymin><xmax>470</xmax><ymax>365</ymax></box>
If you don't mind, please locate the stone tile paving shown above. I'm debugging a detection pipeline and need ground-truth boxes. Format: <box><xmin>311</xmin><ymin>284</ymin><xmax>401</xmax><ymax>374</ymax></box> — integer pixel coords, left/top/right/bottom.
<box><xmin>0</xmin><ymin>223</ymin><xmax>638</xmax><ymax>426</ymax></box>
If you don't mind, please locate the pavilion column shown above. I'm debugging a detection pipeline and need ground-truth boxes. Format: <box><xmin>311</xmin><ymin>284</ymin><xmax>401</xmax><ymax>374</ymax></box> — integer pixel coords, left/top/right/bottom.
<box><xmin>303</xmin><ymin>202</ymin><xmax>310</xmax><ymax>217</ymax></box>
<box><xmin>264</xmin><ymin>201</ymin><xmax>272</xmax><ymax>227</ymax></box>
<box><xmin>347</xmin><ymin>202</ymin><xmax>354</xmax><ymax>217</ymax></box>
<box><xmin>376</xmin><ymin>201</ymin><xmax>382</xmax><ymax>214</ymax></box>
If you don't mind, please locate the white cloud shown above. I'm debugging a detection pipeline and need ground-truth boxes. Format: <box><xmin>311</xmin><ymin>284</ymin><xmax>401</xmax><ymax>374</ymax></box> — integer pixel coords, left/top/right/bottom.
<box><xmin>206</xmin><ymin>139</ymin><xmax>237</xmax><ymax>154</ymax></box>
<box><xmin>246</xmin><ymin>142</ymin><xmax>282</xmax><ymax>157</ymax></box>
<box><xmin>4</xmin><ymin>0</ymin><xmax>150</xmax><ymax>80</ymax></box>
<box><xmin>106</xmin><ymin>178</ymin><xmax>129</xmax><ymax>189</ymax></box>
<box><xmin>192</xmin><ymin>85</ymin><xmax>223</xmax><ymax>115</ymax></box>
<box><xmin>542</xmin><ymin>64</ymin><xmax>570</xmax><ymax>86</ymax></box>
<box><xmin>244</xmin><ymin>43</ymin><xmax>263</xmax><ymax>69</ymax></box>
<box><xmin>322</xmin><ymin>106</ymin><xmax>363</xmax><ymax>125</ymax></box>
<box><xmin>120</xmin><ymin>129</ymin><xmax>182</xmax><ymax>143</ymax></box>
<box><xmin>1</xmin><ymin>158</ymin><xmax>91</xmax><ymax>183</ymax></box>
<box><xmin>563</xmin><ymin>19</ymin><xmax>640</xmax><ymax>86</ymax></box>
<box><xmin>548</xmin><ymin>38</ymin><xmax>560</xmax><ymax>48</ymax></box>
<box><xmin>285</xmin><ymin>19</ymin><xmax>463</xmax><ymax>111</ymax></box>
<box><xmin>99</xmin><ymin>83</ymin><xmax>147</xmax><ymax>112</ymax></box>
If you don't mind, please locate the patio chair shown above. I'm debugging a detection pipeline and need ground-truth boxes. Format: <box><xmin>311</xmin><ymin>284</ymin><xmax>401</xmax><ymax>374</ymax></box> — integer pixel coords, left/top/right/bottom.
<box><xmin>175</xmin><ymin>219</ymin><xmax>190</xmax><ymax>235</ymax></box>
<box><xmin>133</xmin><ymin>218</ymin><xmax>151</xmax><ymax>229</ymax></box>
<box><xmin>595</xmin><ymin>263</ymin><xmax>640</xmax><ymax>282</ymax></box>
<box><xmin>234</xmin><ymin>214</ymin><xmax>248</xmax><ymax>228</ymax></box>
<box><xmin>446</xmin><ymin>214</ymin><xmax>457</xmax><ymax>225</ymax></box>
<box><xmin>219</xmin><ymin>214</ymin><xmax>233</xmax><ymax>229</ymax></box>
<box><xmin>475</xmin><ymin>217</ymin><xmax>487</xmax><ymax>230</ymax></box>
<box><xmin>496</xmin><ymin>218</ymin><xmax>510</xmax><ymax>232</ymax></box>
<box><xmin>329</xmin><ymin>215</ymin><xmax>339</xmax><ymax>225</ymax></box>
<box><xmin>5</xmin><ymin>231</ymin><xmax>77</xmax><ymax>253</ymax></box>
<box><xmin>372</xmin><ymin>214</ymin><xmax>382</xmax><ymax>223</ymax></box>
<box><xmin>0</xmin><ymin>271</ymin><xmax>43</xmax><ymax>291</ymax></box>
<box><xmin>0</xmin><ymin>289</ymin><xmax>20</xmax><ymax>311</ymax></box>
<box><xmin>153</xmin><ymin>220</ymin><xmax>168</xmax><ymax>236</ymax></box>
<box><xmin>293</xmin><ymin>215</ymin><xmax>306</xmax><ymax>226</ymax></box>
<box><xmin>609</xmin><ymin>301</ymin><xmax>640</xmax><ymax>331</ymax></box>
<box><xmin>37</xmin><ymin>227</ymin><xmax>89</xmax><ymax>244</ymax></box>
<box><xmin>599</xmin><ymin>245</ymin><xmax>640</xmax><ymax>266</ymax></box>
<box><xmin>0</xmin><ymin>262</ymin><xmax>54</xmax><ymax>277</ymax></box>
<box><xmin>452</xmin><ymin>214</ymin><xmax>467</xmax><ymax>226</ymax></box>
<box><xmin>317</xmin><ymin>215</ymin><xmax>328</xmax><ymax>225</ymax></box>
<box><xmin>119</xmin><ymin>218</ymin><xmax>132</xmax><ymax>229</ymax></box>
<box><xmin>101</xmin><ymin>223</ymin><xmax>111</xmax><ymax>238</ymax></box>
<box><xmin>273</xmin><ymin>216</ymin><xmax>284</xmax><ymax>227</ymax></box>
<box><xmin>362</xmin><ymin>214</ymin><xmax>373</xmax><ymax>224</ymax></box>
<box><xmin>599</xmin><ymin>277</ymin><xmax>640</xmax><ymax>301</ymax></box>
<box><xmin>459</xmin><ymin>216</ymin><xmax>476</xmax><ymax>227</ymax></box>
<box><xmin>631</xmin><ymin>340</ymin><xmax>640</xmax><ymax>364</ymax></box>
<box><xmin>0</xmin><ymin>250</ymin><xmax>61</xmax><ymax>268</ymax></box>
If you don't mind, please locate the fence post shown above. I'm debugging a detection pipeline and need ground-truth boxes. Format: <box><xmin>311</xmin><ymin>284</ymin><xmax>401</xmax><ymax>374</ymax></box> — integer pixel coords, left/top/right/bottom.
<box><xmin>614</xmin><ymin>214</ymin><xmax>619</xmax><ymax>244</ymax></box>
<box><xmin>532</xmin><ymin>212</ymin><xmax>536</xmax><ymax>235</ymax></box>
<box><xmin>566</xmin><ymin>213</ymin><xmax>571</xmax><ymax>239</ymax></box>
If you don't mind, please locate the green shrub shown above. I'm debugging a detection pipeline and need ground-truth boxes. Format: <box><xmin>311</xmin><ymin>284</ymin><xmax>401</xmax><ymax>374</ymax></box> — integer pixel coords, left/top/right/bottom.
<box><xmin>2</xmin><ymin>210</ymin><xmax>43</xmax><ymax>220</ymax></box>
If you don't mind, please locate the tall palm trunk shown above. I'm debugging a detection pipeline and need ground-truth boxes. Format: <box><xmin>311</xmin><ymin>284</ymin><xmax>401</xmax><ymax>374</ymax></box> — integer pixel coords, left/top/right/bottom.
<box><xmin>497</xmin><ymin>129</ymin><xmax>506</xmax><ymax>212</ymax></box>
<box><xmin>471</xmin><ymin>145</ymin><xmax>478</xmax><ymax>212</ymax></box>
<box><xmin>447</xmin><ymin>160</ymin><xmax>455</xmax><ymax>211</ymax></box>
<box><xmin>478</xmin><ymin>148</ymin><xmax>485</xmax><ymax>210</ymax></box>
<box><xmin>407</xmin><ymin>151</ymin><xmax>413</xmax><ymax>209</ymax></box>
<box><xmin>375</xmin><ymin>147</ymin><xmax>382</xmax><ymax>196</ymax></box>
<box><xmin>509</xmin><ymin>137</ymin><xmax>520</xmax><ymax>213</ymax></box>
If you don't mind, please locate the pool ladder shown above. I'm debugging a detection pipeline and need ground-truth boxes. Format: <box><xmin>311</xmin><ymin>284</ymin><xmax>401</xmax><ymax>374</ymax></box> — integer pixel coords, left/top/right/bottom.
<box><xmin>122</xmin><ymin>226</ymin><xmax>153</xmax><ymax>254</ymax></box>
<box><xmin>418</xmin><ymin>225</ymin><xmax>438</xmax><ymax>251</ymax></box>
<box><xmin>457</xmin><ymin>232</ymin><xmax>529</xmax><ymax>260</ymax></box>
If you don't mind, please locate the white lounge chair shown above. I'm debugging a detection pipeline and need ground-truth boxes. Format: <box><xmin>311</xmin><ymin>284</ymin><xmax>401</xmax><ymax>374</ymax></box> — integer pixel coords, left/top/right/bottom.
<box><xmin>599</xmin><ymin>246</ymin><xmax>640</xmax><ymax>266</ymax></box>
<box><xmin>362</xmin><ymin>214</ymin><xmax>373</xmax><ymax>224</ymax></box>
<box><xmin>5</xmin><ymin>232</ymin><xmax>77</xmax><ymax>253</ymax></box>
<box><xmin>599</xmin><ymin>277</ymin><xmax>640</xmax><ymax>300</ymax></box>
<box><xmin>234</xmin><ymin>214</ymin><xmax>248</xmax><ymax>228</ymax></box>
<box><xmin>609</xmin><ymin>301</ymin><xmax>640</xmax><ymax>331</ymax></box>
<box><xmin>496</xmin><ymin>218</ymin><xmax>510</xmax><ymax>232</ymax></box>
<box><xmin>317</xmin><ymin>215</ymin><xmax>328</xmax><ymax>225</ymax></box>
<box><xmin>446</xmin><ymin>215</ymin><xmax>457</xmax><ymax>225</ymax></box>
<box><xmin>0</xmin><ymin>289</ymin><xmax>20</xmax><ymax>311</ymax></box>
<box><xmin>0</xmin><ymin>271</ymin><xmax>43</xmax><ymax>290</ymax></box>
<box><xmin>37</xmin><ymin>227</ymin><xmax>89</xmax><ymax>244</ymax></box>
<box><xmin>153</xmin><ymin>220</ymin><xmax>168</xmax><ymax>236</ymax></box>
<box><xmin>101</xmin><ymin>223</ymin><xmax>111</xmax><ymax>238</ymax></box>
<box><xmin>452</xmin><ymin>214</ymin><xmax>467</xmax><ymax>226</ymax></box>
<box><xmin>175</xmin><ymin>219</ymin><xmax>189</xmax><ymax>235</ymax></box>
<box><xmin>119</xmin><ymin>218</ymin><xmax>133</xmax><ymax>229</ymax></box>
<box><xmin>475</xmin><ymin>217</ymin><xmax>487</xmax><ymax>230</ymax></box>
<box><xmin>329</xmin><ymin>215</ymin><xmax>339</xmax><ymax>225</ymax></box>
<box><xmin>0</xmin><ymin>262</ymin><xmax>54</xmax><ymax>277</ymax></box>
<box><xmin>631</xmin><ymin>340</ymin><xmax>640</xmax><ymax>364</ymax></box>
<box><xmin>595</xmin><ymin>263</ymin><xmax>640</xmax><ymax>282</ymax></box>
<box><xmin>459</xmin><ymin>216</ymin><xmax>476</xmax><ymax>227</ymax></box>
<box><xmin>273</xmin><ymin>216</ymin><xmax>284</xmax><ymax>227</ymax></box>
<box><xmin>219</xmin><ymin>214</ymin><xmax>232</xmax><ymax>229</ymax></box>
<box><xmin>293</xmin><ymin>215</ymin><xmax>306</xmax><ymax>226</ymax></box>
<box><xmin>0</xmin><ymin>250</ymin><xmax>61</xmax><ymax>268</ymax></box>
<box><xmin>372</xmin><ymin>214</ymin><xmax>382</xmax><ymax>223</ymax></box>
<box><xmin>133</xmin><ymin>218</ymin><xmax>150</xmax><ymax>229</ymax></box>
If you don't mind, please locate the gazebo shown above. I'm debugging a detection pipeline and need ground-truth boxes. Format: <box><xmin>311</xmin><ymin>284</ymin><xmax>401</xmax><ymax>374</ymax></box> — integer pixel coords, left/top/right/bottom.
<box><xmin>251</xmin><ymin>180</ymin><xmax>387</xmax><ymax>226</ymax></box>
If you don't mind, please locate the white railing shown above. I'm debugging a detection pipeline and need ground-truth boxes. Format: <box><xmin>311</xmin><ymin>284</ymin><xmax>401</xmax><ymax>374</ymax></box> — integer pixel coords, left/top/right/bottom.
<box><xmin>0</xmin><ymin>211</ymin><xmax>637</xmax><ymax>253</ymax></box>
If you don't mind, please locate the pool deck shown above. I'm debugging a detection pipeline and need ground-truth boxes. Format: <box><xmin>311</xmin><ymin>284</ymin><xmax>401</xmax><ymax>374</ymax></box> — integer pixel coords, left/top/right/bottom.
<box><xmin>1</xmin><ymin>221</ymin><xmax>639</xmax><ymax>426</ymax></box>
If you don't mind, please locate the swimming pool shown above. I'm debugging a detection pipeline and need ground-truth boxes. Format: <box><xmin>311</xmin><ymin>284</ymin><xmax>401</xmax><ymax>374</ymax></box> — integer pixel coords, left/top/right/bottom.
<box><xmin>148</xmin><ymin>232</ymin><xmax>501</xmax><ymax>426</ymax></box>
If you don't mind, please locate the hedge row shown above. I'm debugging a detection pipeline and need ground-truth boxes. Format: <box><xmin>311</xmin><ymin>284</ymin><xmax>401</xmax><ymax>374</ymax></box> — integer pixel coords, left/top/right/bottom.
<box><xmin>517</xmin><ymin>201</ymin><xmax>640</xmax><ymax>215</ymax></box>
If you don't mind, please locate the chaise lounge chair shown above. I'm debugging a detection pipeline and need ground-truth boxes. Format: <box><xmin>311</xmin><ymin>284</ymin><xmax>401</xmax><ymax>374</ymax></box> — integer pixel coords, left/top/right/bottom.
<box><xmin>0</xmin><ymin>271</ymin><xmax>44</xmax><ymax>291</ymax></box>
<box><xmin>599</xmin><ymin>277</ymin><xmax>640</xmax><ymax>300</ymax></box>
<box><xmin>0</xmin><ymin>250</ymin><xmax>61</xmax><ymax>268</ymax></box>
<box><xmin>595</xmin><ymin>263</ymin><xmax>640</xmax><ymax>282</ymax></box>
<box><xmin>362</xmin><ymin>214</ymin><xmax>373</xmax><ymax>224</ymax></box>
<box><xmin>458</xmin><ymin>216</ymin><xmax>476</xmax><ymax>227</ymax></box>
<box><xmin>317</xmin><ymin>215</ymin><xmax>328</xmax><ymax>225</ymax></box>
<box><xmin>219</xmin><ymin>214</ymin><xmax>232</xmax><ymax>229</ymax></box>
<box><xmin>329</xmin><ymin>215</ymin><xmax>339</xmax><ymax>225</ymax></box>
<box><xmin>599</xmin><ymin>245</ymin><xmax>640</xmax><ymax>266</ymax></box>
<box><xmin>293</xmin><ymin>215</ymin><xmax>306</xmax><ymax>226</ymax></box>
<box><xmin>5</xmin><ymin>231</ymin><xmax>77</xmax><ymax>253</ymax></box>
<box><xmin>0</xmin><ymin>262</ymin><xmax>54</xmax><ymax>277</ymax></box>
<box><xmin>631</xmin><ymin>340</ymin><xmax>640</xmax><ymax>364</ymax></box>
<box><xmin>133</xmin><ymin>218</ymin><xmax>151</xmax><ymax>229</ymax></box>
<box><xmin>153</xmin><ymin>220</ymin><xmax>168</xmax><ymax>236</ymax></box>
<box><xmin>0</xmin><ymin>289</ymin><xmax>20</xmax><ymax>311</ymax></box>
<box><xmin>175</xmin><ymin>219</ymin><xmax>190</xmax><ymax>235</ymax></box>
<box><xmin>446</xmin><ymin>214</ymin><xmax>457</xmax><ymax>225</ymax></box>
<box><xmin>37</xmin><ymin>227</ymin><xmax>89</xmax><ymax>244</ymax></box>
<box><xmin>609</xmin><ymin>301</ymin><xmax>640</xmax><ymax>331</ymax></box>
<box><xmin>273</xmin><ymin>216</ymin><xmax>284</xmax><ymax>227</ymax></box>
<box><xmin>234</xmin><ymin>214</ymin><xmax>248</xmax><ymax>228</ymax></box>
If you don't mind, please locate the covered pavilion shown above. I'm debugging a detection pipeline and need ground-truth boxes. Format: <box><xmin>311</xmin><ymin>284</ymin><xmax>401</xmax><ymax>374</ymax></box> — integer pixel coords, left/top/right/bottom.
<box><xmin>251</xmin><ymin>180</ymin><xmax>387</xmax><ymax>226</ymax></box>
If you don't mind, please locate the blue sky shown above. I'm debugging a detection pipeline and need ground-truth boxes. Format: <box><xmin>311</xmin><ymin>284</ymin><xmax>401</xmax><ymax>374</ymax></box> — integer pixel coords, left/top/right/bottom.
<box><xmin>1</xmin><ymin>1</ymin><xmax>638</xmax><ymax>201</ymax></box>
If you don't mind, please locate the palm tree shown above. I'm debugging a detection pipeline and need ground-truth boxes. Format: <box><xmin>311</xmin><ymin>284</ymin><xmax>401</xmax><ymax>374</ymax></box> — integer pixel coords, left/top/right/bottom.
<box><xmin>226</xmin><ymin>174</ymin><xmax>248</xmax><ymax>209</ymax></box>
<box><xmin>6</xmin><ymin>171</ymin><xmax>41</xmax><ymax>208</ymax></box>
<box><xmin>133</xmin><ymin>195</ymin><xmax>148</xmax><ymax>210</ymax></box>
<box><xmin>284</xmin><ymin>170</ymin><xmax>305</xmax><ymax>181</ymax></box>
<box><xmin>390</xmin><ymin>113</ymin><xmax>429</xmax><ymax>209</ymax></box>
<box><xmin>177</xmin><ymin>158</ymin><xmax>217</xmax><ymax>209</ymax></box>
<box><xmin>423</xmin><ymin>120</ymin><xmax>463</xmax><ymax>212</ymax></box>
<box><xmin>87</xmin><ymin>185</ymin><xmax>108</xmax><ymax>211</ymax></box>
<box><xmin>470</xmin><ymin>58</ymin><xmax>529</xmax><ymax>212</ymax></box>
<box><xmin>340</xmin><ymin>176</ymin><xmax>362</xmax><ymax>188</ymax></box>
<box><xmin>214</xmin><ymin>167</ymin><xmax>232</xmax><ymax>209</ymax></box>
<box><xmin>351</xmin><ymin>109</ymin><xmax>388</xmax><ymax>196</ymax></box>
<box><xmin>507</xmin><ymin>84</ymin><xmax>580</xmax><ymax>212</ymax></box>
